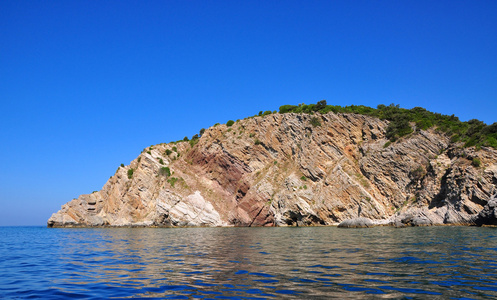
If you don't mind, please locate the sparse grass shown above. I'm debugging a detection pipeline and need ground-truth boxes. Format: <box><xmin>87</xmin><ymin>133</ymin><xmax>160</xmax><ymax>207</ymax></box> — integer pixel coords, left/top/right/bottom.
<box><xmin>355</xmin><ymin>173</ymin><xmax>370</xmax><ymax>188</ymax></box>
<box><xmin>411</xmin><ymin>166</ymin><xmax>426</xmax><ymax>180</ymax></box>
<box><xmin>167</xmin><ymin>177</ymin><xmax>178</xmax><ymax>187</ymax></box>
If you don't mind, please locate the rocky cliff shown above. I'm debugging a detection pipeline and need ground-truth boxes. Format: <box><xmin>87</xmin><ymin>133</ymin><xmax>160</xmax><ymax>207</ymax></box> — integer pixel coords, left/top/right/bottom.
<box><xmin>48</xmin><ymin>112</ymin><xmax>497</xmax><ymax>227</ymax></box>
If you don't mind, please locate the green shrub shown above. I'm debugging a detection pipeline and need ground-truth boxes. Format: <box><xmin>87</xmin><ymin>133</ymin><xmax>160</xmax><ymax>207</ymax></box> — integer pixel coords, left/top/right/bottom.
<box><xmin>199</xmin><ymin>128</ymin><xmax>205</xmax><ymax>136</ymax></box>
<box><xmin>127</xmin><ymin>168</ymin><xmax>134</xmax><ymax>179</ymax></box>
<box><xmin>172</xmin><ymin>147</ymin><xmax>177</xmax><ymax>152</ymax></box>
<box><xmin>472</xmin><ymin>158</ymin><xmax>481</xmax><ymax>167</ymax></box>
<box><xmin>165</xmin><ymin>149</ymin><xmax>172</xmax><ymax>155</ymax></box>
<box><xmin>279</xmin><ymin>105</ymin><xmax>298</xmax><ymax>113</ymax></box>
<box><xmin>137</xmin><ymin>157</ymin><xmax>141</xmax><ymax>163</ymax></box>
<box><xmin>120</xmin><ymin>163</ymin><xmax>124</xmax><ymax>167</ymax></box>
<box><xmin>310</xmin><ymin>117</ymin><xmax>321</xmax><ymax>127</ymax></box>
<box><xmin>159</xmin><ymin>167</ymin><xmax>171</xmax><ymax>177</ymax></box>
<box><xmin>189</xmin><ymin>138</ymin><xmax>199</xmax><ymax>148</ymax></box>
<box><xmin>159</xmin><ymin>158</ymin><xmax>164</xmax><ymax>165</ymax></box>
<box><xmin>167</xmin><ymin>177</ymin><xmax>178</xmax><ymax>187</ymax></box>
<box><xmin>315</xmin><ymin>100</ymin><xmax>327</xmax><ymax>111</ymax></box>
<box><xmin>226</xmin><ymin>120</ymin><xmax>235</xmax><ymax>127</ymax></box>
<box><xmin>183</xmin><ymin>136</ymin><xmax>189</xmax><ymax>141</ymax></box>
<box><xmin>254</xmin><ymin>139</ymin><xmax>261</xmax><ymax>145</ymax></box>
<box><xmin>147</xmin><ymin>151</ymin><xmax>151</xmax><ymax>155</ymax></box>
<box><xmin>383</xmin><ymin>141</ymin><xmax>392</xmax><ymax>148</ymax></box>
<box><xmin>300</xmin><ymin>176</ymin><xmax>307</xmax><ymax>181</ymax></box>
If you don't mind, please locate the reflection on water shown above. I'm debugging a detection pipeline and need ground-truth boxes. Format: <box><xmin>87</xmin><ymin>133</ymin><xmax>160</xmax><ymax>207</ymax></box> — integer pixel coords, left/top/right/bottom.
<box><xmin>1</xmin><ymin>226</ymin><xmax>497</xmax><ymax>299</ymax></box>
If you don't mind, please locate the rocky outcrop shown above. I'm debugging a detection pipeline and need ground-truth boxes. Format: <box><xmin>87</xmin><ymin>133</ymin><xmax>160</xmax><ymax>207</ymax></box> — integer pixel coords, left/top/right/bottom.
<box><xmin>475</xmin><ymin>196</ymin><xmax>497</xmax><ymax>226</ymax></box>
<box><xmin>338</xmin><ymin>217</ymin><xmax>375</xmax><ymax>228</ymax></box>
<box><xmin>48</xmin><ymin>112</ymin><xmax>497</xmax><ymax>227</ymax></box>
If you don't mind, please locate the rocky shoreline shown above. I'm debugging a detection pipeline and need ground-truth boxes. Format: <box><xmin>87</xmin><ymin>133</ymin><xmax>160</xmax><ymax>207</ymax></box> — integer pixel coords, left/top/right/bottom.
<box><xmin>48</xmin><ymin>112</ymin><xmax>497</xmax><ymax>228</ymax></box>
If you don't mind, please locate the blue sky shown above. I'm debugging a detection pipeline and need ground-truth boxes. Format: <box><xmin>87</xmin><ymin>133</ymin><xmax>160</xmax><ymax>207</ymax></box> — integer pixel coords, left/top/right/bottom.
<box><xmin>1</xmin><ymin>0</ymin><xmax>496</xmax><ymax>226</ymax></box>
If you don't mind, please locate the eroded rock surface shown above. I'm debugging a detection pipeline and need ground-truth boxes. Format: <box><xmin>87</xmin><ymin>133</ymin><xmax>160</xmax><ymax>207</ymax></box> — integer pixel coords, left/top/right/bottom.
<box><xmin>338</xmin><ymin>217</ymin><xmax>375</xmax><ymax>228</ymax></box>
<box><xmin>48</xmin><ymin>112</ymin><xmax>497</xmax><ymax>227</ymax></box>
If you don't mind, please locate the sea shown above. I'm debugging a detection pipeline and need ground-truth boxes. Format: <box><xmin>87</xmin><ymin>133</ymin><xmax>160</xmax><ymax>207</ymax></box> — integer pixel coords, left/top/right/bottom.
<box><xmin>1</xmin><ymin>226</ymin><xmax>497</xmax><ymax>299</ymax></box>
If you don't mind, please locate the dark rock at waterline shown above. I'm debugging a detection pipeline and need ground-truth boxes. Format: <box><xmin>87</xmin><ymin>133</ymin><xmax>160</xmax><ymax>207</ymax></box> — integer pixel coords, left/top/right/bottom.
<box><xmin>475</xmin><ymin>198</ymin><xmax>497</xmax><ymax>226</ymax></box>
<box><xmin>393</xmin><ymin>213</ymin><xmax>433</xmax><ymax>227</ymax></box>
<box><xmin>338</xmin><ymin>217</ymin><xmax>374</xmax><ymax>228</ymax></box>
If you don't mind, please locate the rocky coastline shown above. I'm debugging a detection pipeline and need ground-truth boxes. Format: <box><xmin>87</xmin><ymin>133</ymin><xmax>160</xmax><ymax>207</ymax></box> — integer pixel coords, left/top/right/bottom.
<box><xmin>48</xmin><ymin>111</ymin><xmax>497</xmax><ymax>228</ymax></box>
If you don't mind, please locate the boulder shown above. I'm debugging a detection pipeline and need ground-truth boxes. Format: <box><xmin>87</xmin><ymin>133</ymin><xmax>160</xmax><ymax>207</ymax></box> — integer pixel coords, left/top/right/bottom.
<box><xmin>338</xmin><ymin>217</ymin><xmax>374</xmax><ymax>228</ymax></box>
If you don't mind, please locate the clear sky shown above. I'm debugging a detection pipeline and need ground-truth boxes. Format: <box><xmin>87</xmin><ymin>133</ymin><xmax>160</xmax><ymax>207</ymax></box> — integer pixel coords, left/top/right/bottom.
<box><xmin>1</xmin><ymin>0</ymin><xmax>496</xmax><ymax>226</ymax></box>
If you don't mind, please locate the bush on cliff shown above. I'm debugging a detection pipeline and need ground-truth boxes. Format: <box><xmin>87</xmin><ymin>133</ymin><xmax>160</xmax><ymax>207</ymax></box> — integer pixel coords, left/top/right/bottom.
<box><xmin>310</xmin><ymin>117</ymin><xmax>321</xmax><ymax>127</ymax></box>
<box><xmin>159</xmin><ymin>167</ymin><xmax>171</xmax><ymax>177</ymax></box>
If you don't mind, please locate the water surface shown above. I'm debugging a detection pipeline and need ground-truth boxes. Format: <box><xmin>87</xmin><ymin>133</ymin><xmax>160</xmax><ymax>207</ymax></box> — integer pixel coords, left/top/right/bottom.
<box><xmin>1</xmin><ymin>226</ymin><xmax>497</xmax><ymax>299</ymax></box>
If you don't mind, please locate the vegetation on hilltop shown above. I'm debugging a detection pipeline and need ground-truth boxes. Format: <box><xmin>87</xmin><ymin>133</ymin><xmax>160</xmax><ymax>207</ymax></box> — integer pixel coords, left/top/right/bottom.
<box><xmin>278</xmin><ymin>100</ymin><xmax>497</xmax><ymax>149</ymax></box>
<box><xmin>166</xmin><ymin>100</ymin><xmax>495</xmax><ymax>151</ymax></box>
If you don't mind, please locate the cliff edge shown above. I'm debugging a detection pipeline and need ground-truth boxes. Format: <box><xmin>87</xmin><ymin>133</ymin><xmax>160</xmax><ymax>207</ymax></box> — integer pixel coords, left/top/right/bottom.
<box><xmin>48</xmin><ymin>112</ymin><xmax>497</xmax><ymax>227</ymax></box>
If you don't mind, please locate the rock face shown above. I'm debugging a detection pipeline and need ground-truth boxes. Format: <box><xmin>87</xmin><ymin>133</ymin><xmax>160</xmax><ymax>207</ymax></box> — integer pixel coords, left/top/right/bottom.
<box><xmin>48</xmin><ymin>112</ymin><xmax>497</xmax><ymax>227</ymax></box>
<box><xmin>475</xmin><ymin>197</ymin><xmax>497</xmax><ymax>226</ymax></box>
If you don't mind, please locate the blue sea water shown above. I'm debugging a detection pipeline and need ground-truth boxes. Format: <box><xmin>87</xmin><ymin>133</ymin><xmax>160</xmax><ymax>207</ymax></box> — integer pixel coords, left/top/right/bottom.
<box><xmin>1</xmin><ymin>226</ymin><xmax>497</xmax><ymax>299</ymax></box>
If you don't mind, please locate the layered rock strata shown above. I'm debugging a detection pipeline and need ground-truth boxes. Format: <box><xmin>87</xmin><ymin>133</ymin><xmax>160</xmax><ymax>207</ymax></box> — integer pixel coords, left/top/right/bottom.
<box><xmin>48</xmin><ymin>112</ymin><xmax>497</xmax><ymax>227</ymax></box>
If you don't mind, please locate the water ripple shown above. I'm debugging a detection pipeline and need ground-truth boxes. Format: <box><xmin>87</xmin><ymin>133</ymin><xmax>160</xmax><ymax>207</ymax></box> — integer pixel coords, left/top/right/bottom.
<box><xmin>1</xmin><ymin>226</ymin><xmax>497</xmax><ymax>299</ymax></box>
